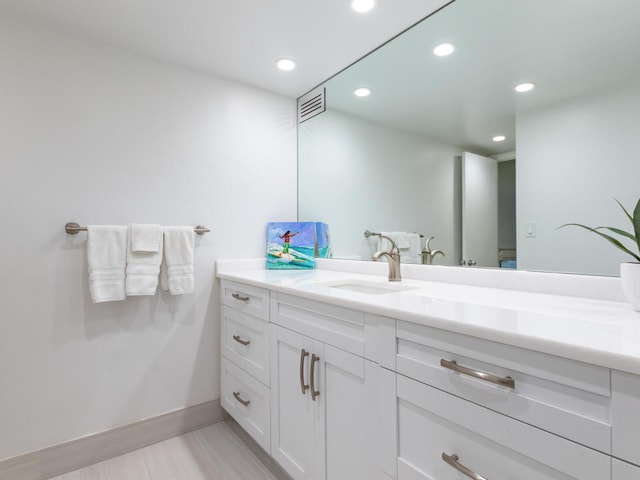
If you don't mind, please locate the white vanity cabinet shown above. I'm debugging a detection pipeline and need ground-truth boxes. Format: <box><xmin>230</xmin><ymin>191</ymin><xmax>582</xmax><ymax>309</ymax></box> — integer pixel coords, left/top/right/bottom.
<box><xmin>220</xmin><ymin>280</ymin><xmax>271</xmax><ymax>452</ymax></box>
<box><xmin>218</xmin><ymin>273</ymin><xmax>640</xmax><ymax>480</ymax></box>
<box><xmin>612</xmin><ymin>371</ymin><xmax>640</xmax><ymax>468</ymax></box>
<box><xmin>270</xmin><ymin>293</ymin><xmax>380</xmax><ymax>480</ymax></box>
<box><xmin>613</xmin><ymin>459</ymin><xmax>640</xmax><ymax>480</ymax></box>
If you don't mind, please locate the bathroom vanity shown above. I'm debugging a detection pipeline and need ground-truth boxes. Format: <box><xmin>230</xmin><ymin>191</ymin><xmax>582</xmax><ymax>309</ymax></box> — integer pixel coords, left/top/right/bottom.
<box><xmin>218</xmin><ymin>259</ymin><xmax>640</xmax><ymax>480</ymax></box>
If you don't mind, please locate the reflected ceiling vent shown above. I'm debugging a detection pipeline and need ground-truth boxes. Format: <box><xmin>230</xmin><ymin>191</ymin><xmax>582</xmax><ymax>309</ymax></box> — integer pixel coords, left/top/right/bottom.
<box><xmin>298</xmin><ymin>87</ymin><xmax>326</xmax><ymax>124</ymax></box>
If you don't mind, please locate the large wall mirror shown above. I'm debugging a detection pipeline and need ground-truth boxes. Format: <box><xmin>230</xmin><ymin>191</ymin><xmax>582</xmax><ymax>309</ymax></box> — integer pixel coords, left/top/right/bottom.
<box><xmin>298</xmin><ymin>0</ymin><xmax>640</xmax><ymax>276</ymax></box>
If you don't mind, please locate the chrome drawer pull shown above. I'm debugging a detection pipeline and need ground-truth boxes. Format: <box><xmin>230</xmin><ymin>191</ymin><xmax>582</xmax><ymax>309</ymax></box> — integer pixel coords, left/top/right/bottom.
<box><xmin>310</xmin><ymin>354</ymin><xmax>320</xmax><ymax>401</ymax></box>
<box><xmin>299</xmin><ymin>349</ymin><xmax>310</xmax><ymax>394</ymax></box>
<box><xmin>442</xmin><ymin>453</ymin><xmax>489</xmax><ymax>480</ymax></box>
<box><xmin>440</xmin><ymin>359</ymin><xmax>515</xmax><ymax>389</ymax></box>
<box><xmin>232</xmin><ymin>335</ymin><xmax>250</xmax><ymax>346</ymax></box>
<box><xmin>233</xmin><ymin>391</ymin><xmax>250</xmax><ymax>407</ymax></box>
<box><xmin>231</xmin><ymin>293</ymin><xmax>250</xmax><ymax>302</ymax></box>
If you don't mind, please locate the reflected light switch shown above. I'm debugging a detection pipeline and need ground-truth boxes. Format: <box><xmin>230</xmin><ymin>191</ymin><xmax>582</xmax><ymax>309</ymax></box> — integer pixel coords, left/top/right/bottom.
<box><xmin>525</xmin><ymin>221</ymin><xmax>537</xmax><ymax>238</ymax></box>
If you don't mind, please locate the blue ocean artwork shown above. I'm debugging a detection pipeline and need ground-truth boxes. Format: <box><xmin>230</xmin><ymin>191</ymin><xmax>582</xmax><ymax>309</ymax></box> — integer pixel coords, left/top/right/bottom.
<box><xmin>267</xmin><ymin>222</ymin><xmax>316</xmax><ymax>270</ymax></box>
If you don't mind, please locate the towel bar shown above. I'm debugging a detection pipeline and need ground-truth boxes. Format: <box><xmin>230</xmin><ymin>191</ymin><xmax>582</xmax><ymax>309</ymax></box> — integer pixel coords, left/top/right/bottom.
<box><xmin>364</xmin><ymin>230</ymin><xmax>424</xmax><ymax>238</ymax></box>
<box><xmin>65</xmin><ymin>222</ymin><xmax>210</xmax><ymax>235</ymax></box>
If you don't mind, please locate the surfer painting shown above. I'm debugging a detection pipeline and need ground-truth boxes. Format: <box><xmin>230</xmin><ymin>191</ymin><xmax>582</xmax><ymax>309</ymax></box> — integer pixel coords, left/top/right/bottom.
<box><xmin>266</xmin><ymin>222</ymin><xmax>316</xmax><ymax>270</ymax></box>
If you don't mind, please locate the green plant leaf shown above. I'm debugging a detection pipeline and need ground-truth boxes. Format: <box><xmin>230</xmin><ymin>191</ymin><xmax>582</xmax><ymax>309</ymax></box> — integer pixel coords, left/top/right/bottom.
<box><xmin>633</xmin><ymin>198</ymin><xmax>640</xmax><ymax>253</ymax></box>
<box><xmin>615</xmin><ymin>198</ymin><xmax>634</xmax><ymax>224</ymax></box>
<box><xmin>559</xmin><ymin>223</ymin><xmax>640</xmax><ymax>262</ymax></box>
<box><xmin>596</xmin><ymin>226</ymin><xmax>636</xmax><ymax>242</ymax></box>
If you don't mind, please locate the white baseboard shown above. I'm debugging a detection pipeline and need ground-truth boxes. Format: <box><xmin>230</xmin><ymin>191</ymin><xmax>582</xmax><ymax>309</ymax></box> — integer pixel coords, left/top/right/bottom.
<box><xmin>0</xmin><ymin>399</ymin><xmax>223</xmax><ymax>480</ymax></box>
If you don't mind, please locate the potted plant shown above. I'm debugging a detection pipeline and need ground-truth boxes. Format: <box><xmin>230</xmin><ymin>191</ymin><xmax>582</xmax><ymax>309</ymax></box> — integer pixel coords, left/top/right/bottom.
<box><xmin>561</xmin><ymin>198</ymin><xmax>640</xmax><ymax>310</ymax></box>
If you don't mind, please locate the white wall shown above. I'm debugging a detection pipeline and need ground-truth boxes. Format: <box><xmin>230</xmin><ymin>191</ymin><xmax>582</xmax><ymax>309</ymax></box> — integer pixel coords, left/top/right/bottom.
<box><xmin>517</xmin><ymin>81</ymin><xmax>640</xmax><ymax>275</ymax></box>
<box><xmin>0</xmin><ymin>11</ymin><xmax>297</xmax><ymax>460</ymax></box>
<box><xmin>298</xmin><ymin>109</ymin><xmax>462</xmax><ymax>265</ymax></box>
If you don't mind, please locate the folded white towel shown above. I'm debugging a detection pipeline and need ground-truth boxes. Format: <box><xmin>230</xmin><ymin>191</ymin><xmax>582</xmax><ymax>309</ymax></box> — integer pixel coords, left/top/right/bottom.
<box><xmin>162</xmin><ymin>227</ymin><xmax>195</xmax><ymax>295</ymax></box>
<box><xmin>403</xmin><ymin>233</ymin><xmax>422</xmax><ymax>256</ymax></box>
<box><xmin>130</xmin><ymin>224</ymin><xmax>162</xmax><ymax>253</ymax></box>
<box><xmin>394</xmin><ymin>232</ymin><xmax>411</xmax><ymax>249</ymax></box>
<box><xmin>126</xmin><ymin>227</ymin><xmax>163</xmax><ymax>296</ymax></box>
<box><xmin>87</xmin><ymin>225</ymin><xmax>128</xmax><ymax>303</ymax></box>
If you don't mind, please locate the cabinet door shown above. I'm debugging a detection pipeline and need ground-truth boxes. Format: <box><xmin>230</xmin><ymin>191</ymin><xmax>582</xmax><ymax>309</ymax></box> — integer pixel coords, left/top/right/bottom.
<box><xmin>270</xmin><ymin>325</ymin><xmax>315</xmax><ymax>480</ymax></box>
<box><xmin>313</xmin><ymin>342</ymin><xmax>379</xmax><ymax>480</ymax></box>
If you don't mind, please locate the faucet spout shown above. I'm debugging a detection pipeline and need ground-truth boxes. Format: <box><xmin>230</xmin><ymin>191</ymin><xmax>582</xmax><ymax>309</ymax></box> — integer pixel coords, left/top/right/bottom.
<box><xmin>372</xmin><ymin>235</ymin><xmax>402</xmax><ymax>282</ymax></box>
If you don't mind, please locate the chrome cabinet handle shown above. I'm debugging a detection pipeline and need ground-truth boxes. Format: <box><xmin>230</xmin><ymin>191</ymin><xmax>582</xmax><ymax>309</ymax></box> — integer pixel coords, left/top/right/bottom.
<box><xmin>231</xmin><ymin>293</ymin><xmax>250</xmax><ymax>302</ymax></box>
<box><xmin>233</xmin><ymin>391</ymin><xmax>250</xmax><ymax>407</ymax></box>
<box><xmin>299</xmin><ymin>349</ymin><xmax>310</xmax><ymax>395</ymax></box>
<box><xmin>310</xmin><ymin>354</ymin><xmax>320</xmax><ymax>401</ymax></box>
<box><xmin>442</xmin><ymin>453</ymin><xmax>488</xmax><ymax>480</ymax></box>
<box><xmin>440</xmin><ymin>359</ymin><xmax>515</xmax><ymax>389</ymax></box>
<box><xmin>232</xmin><ymin>335</ymin><xmax>250</xmax><ymax>346</ymax></box>
<box><xmin>468</xmin><ymin>260</ymin><xmax>477</xmax><ymax>266</ymax></box>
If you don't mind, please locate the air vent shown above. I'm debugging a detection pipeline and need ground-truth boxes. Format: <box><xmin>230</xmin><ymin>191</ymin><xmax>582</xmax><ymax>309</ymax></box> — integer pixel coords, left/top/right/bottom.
<box><xmin>298</xmin><ymin>87</ymin><xmax>326</xmax><ymax>124</ymax></box>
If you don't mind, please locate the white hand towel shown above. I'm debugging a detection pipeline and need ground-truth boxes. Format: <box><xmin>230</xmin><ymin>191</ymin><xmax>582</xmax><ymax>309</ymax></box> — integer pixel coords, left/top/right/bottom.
<box><xmin>126</xmin><ymin>226</ymin><xmax>163</xmax><ymax>296</ymax></box>
<box><xmin>162</xmin><ymin>227</ymin><xmax>195</xmax><ymax>295</ymax></box>
<box><xmin>87</xmin><ymin>225</ymin><xmax>128</xmax><ymax>303</ymax></box>
<box><xmin>378</xmin><ymin>232</ymin><xmax>396</xmax><ymax>252</ymax></box>
<box><xmin>394</xmin><ymin>232</ymin><xmax>411</xmax><ymax>249</ymax></box>
<box><xmin>130</xmin><ymin>223</ymin><xmax>162</xmax><ymax>252</ymax></box>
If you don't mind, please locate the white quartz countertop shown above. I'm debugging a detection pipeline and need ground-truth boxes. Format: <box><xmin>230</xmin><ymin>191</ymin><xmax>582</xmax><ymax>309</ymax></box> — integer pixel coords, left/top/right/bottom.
<box><xmin>217</xmin><ymin>263</ymin><xmax>640</xmax><ymax>375</ymax></box>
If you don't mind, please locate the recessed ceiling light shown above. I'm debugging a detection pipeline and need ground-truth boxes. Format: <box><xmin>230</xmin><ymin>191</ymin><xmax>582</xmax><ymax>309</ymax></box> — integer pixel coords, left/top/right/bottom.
<box><xmin>276</xmin><ymin>58</ymin><xmax>296</xmax><ymax>71</ymax></box>
<box><xmin>351</xmin><ymin>0</ymin><xmax>375</xmax><ymax>12</ymax></box>
<box><xmin>514</xmin><ymin>82</ymin><xmax>535</xmax><ymax>93</ymax></box>
<box><xmin>433</xmin><ymin>43</ymin><xmax>455</xmax><ymax>57</ymax></box>
<box><xmin>354</xmin><ymin>87</ymin><xmax>371</xmax><ymax>97</ymax></box>
<box><xmin>493</xmin><ymin>135</ymin><xmax>506</xmax><ymax>142</ymax></box>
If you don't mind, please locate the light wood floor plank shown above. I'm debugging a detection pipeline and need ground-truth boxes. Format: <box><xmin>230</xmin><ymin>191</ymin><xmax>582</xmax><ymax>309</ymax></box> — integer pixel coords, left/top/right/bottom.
<box><xmin>49</xmin><ymin>422</ymin><xmax>290</xmax><ymax>480</ymax></box>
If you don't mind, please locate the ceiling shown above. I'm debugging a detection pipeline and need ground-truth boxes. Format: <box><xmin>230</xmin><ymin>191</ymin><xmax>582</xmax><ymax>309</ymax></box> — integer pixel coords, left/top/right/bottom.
<box><xmin>0</xmin><ymin>0</ymin><xmax>450</xmax><ymax>98</ymax></box>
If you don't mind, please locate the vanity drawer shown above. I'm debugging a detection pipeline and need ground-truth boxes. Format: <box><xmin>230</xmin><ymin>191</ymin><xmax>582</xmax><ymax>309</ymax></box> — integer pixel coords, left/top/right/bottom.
<box><xmin>396</xmin><ymin>374</ymin><xmax>611</xmax><ymax>480</ymax></box>
<box><xmin>270</xmin><ymin>292</ymin><xmax>368</xmax><ymax>358</ymax></box>
<box><xmin>221</xmin><ymin>357</ymin><xmax>270</xmax><ymax>453</ymax></box>
<box><xmin>221</xmin><ymin>305</ymin><xmax>270</xmax><ymax>386</ymax></box>
<box><xmin>220</xmin><ymin>280</ymin><xmax>269</xmax><ymax>321</ymax></box>
<box><xmin>393</xmin><ymin>320</ymin><xmax>612</xmax><ymax>453</ymax></box>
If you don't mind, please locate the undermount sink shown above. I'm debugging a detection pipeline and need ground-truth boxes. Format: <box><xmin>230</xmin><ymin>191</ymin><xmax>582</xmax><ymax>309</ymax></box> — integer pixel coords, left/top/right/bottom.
<box><xmin>321</xmin><ymin>279</ymin><xmax>418</xmax><ymax>295</ymax></box>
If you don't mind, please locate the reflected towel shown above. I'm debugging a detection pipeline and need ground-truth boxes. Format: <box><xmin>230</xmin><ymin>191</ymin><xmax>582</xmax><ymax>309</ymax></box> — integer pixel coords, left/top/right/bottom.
<box><xmin>161</xmin><ymin>227</ymin><xmax>195</xmax><ymax>295</ymax></box>
<box><xmin>87</xmin><ymin>225</ymin><xmax>128</xmax><ymax>303</ymax></box>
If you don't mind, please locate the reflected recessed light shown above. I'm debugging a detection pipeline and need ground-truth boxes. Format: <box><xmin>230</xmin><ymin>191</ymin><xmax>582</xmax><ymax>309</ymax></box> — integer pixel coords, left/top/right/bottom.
<box><xmin>276</xmin><ymin>58</ymin><xmax>296</xmax><ymax>71</ymax></box>
<box><xmin>514</xmin><ymin>82</ymin><xmax>535</xmax><ymax>93</ymax></box>
<box><xmin>351</xmin><ymin>0</ymin><xmax>375</xmax><ymax>12</ymax></box>
<box><xmin>493</xmin><ymin>135</ymin><xmax>506</xmax><ymax>142</ymax></box>
<box><xmin>354</xmin><ymin>87</ymin><xmax>371</xmax><ymax>97</ymax></box>
<box><xmin>433</xmin><ymin>43</ymin><xmax>455</xmax><ymax>57</ymax></box>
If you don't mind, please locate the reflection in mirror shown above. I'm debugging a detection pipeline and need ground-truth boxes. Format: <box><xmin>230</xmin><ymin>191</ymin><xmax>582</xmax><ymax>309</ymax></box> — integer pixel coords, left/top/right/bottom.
<box><xmin>298</xmin><ymin>0</ymin><xmax>640</xmax><ymax>276</ymax></box>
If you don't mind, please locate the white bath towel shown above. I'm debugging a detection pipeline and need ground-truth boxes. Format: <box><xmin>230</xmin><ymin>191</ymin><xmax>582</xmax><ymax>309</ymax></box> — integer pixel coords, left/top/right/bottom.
<box><xmin>161</xmin><ymin>227</ymin><xmax>195</xmax><ymax>295</ymax></box>
<box><xmin>130</xmin><ymin>223</ymin><xmax>162</xmax><ymax>252</ymax></box>
<box><xmin>87</xmin><ymin>225</ymin><xmax>128</xmax><ymax>303</ymax></box>
<box><xmin>126</xmin><ymin>226</ymin><xmax>163</xmax><ymax>296</ymax></box>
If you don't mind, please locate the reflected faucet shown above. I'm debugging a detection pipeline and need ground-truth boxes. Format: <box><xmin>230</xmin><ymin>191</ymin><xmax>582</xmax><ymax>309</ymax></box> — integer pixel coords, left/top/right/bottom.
<box><xmin>372</xmin><ymin>234</ymin><xmax>402</xmax><ymax>282</ymax></box>
<box><xmin>422</xmin><ymin>236</ymin><xmax>445</xmax><ymax>265</ymax></box>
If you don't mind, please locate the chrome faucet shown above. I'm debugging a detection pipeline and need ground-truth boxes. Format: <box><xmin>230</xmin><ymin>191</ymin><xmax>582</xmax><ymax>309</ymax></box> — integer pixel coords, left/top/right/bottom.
<box><xmin>372</xmin><ymin>234</ymin><xmax>402</xmax><ymax>282</ymax></box>
<box><xmin>422</xmin><ymin>236</ymin><xmax>445</xmax><ymax>265</ymax></box>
